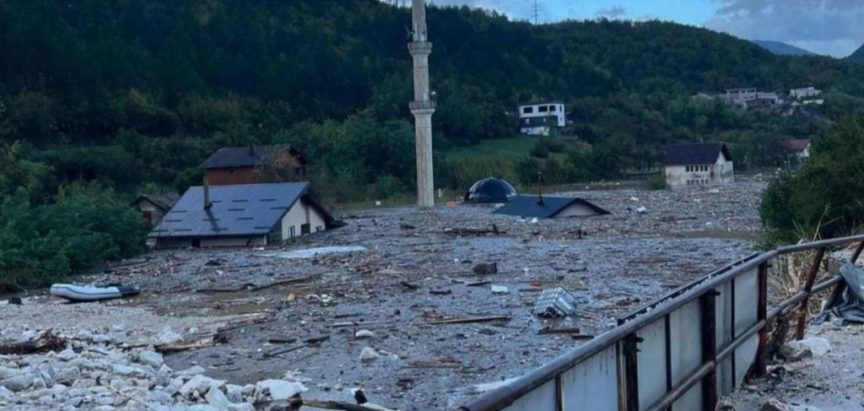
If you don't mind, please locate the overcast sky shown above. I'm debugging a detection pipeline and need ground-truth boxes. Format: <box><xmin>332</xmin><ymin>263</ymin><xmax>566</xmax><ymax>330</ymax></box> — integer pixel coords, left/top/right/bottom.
<box><xmin>420</xmin><ymin>0</ymin><xmax>864</xmax><ymax>57</ymax></box>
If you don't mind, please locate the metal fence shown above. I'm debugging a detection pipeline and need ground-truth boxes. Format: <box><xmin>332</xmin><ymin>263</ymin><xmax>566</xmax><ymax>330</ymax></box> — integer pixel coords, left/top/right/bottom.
<box><xmin>459</xmin><ymin>235</ymin><xmax>864</xmax><ymax>411</ymax></box>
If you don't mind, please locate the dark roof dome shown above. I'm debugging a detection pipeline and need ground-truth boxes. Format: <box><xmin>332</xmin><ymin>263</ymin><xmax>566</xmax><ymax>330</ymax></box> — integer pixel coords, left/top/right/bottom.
<box><xmin>464</xmin><ymin>177</ymin><xmax>518</xmax><ymax>203</ymax></box>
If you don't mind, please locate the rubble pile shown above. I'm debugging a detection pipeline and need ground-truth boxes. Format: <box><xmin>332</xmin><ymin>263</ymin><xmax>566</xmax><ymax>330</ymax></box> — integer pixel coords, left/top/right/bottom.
<box><xmin>0</xmin><ymin>329</ymin><xmax>307</xmax><ymax>411</ymax></box>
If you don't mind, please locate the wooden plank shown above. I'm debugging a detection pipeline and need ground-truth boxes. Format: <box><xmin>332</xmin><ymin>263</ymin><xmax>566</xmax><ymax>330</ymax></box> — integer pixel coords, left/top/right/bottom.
<box><xmin>795</xmin><ymin>248</ymin><xmax>826</xmax><ymax>340</ymax></box>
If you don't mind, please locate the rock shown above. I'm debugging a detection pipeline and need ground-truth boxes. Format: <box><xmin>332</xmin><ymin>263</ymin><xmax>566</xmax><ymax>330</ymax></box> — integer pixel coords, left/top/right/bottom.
<box><xmin>137</xmin><ymin>351</ymin><xmax>164</xmax><ymax>368</ymax></box>
<box><xmin>145</xmin><ymin>390</ymin><xmax>173</xmax><ymax>405</ymax></box>
<box><xmin>717</xmin><ymin>399</ymin><xmax>736</xmax><ymax>410</ymax></box>
<box><xmin>0</xmin><ymin>386</ymin><xmax>16</xmax><ymax>402</ymax></box>
<box><xmin>225</xmin><ymin>384</ymin><xmax>243</xmax><ymax>403</ymax></box>
<box><xmin>188</xmin><ymin>405</ymin><xmax>219</xmax><ymax>411</ymax></box>
<box><xmin>254</xmin><ymin>379</ymin><xmax>307</xmax><ymax>401</ymax></box>
<box><xmin>67</xmin><ymin>396</ymin><xmax>84</xmax><ymax>407</ymax></box>
<box><xmin>110</xmin><ymin>379</ymin><xmax>128</xmax><ymax>390</ymax></box>
<box><xmin>241</xmin><ymin>384</ymin><xmax>255</xmax><ymax>397</ymax></box>
<box><xmin>55</xmin><ymin>366</ymin><xmax>80</xmax><ymax>384</ymax></box>
<box><xmin>1</xmin><ymin>372</ymin><xmax>34</xmax><ymax>392</ymax></box>
<box><xmin>111</xmin><ymin>364</ymin><xmax>145</xmax><ymax>377</ymax></box>
<box><xmin>761</xmin><ymin>398</ymin><xmax>793</xmax><ymax>411</ymax></box>
<box><xmin>780</xmin><ymin>340</ymin><xmax>814</xmax><ymax>362</ymax></box>
<box><xmin>156</xmin><ymin>326</ymin><xmax>183</xmax><ymax>345</ymax></box>
<box><xmin>205</xmin><ymin>383</ymin><xmax>230</xmax><ymax>408</ymax></box>
<box><xmin>163</xmin><ymin>377</ymin><xmax>183</xmax><ymax>396</ymax></box>
<box><xmin>51</xmin><ymin>383</ymin><xmax>68</xmax><ymax>396</ymax></box>
<box><xmin>359</xmin><ymin>347</ymin><xmax>380</xmax><ymax>363</ymax></box>
<box><xmin>228</xmin><ymin>403</ymin><xmax>256</xmax><ymax>411</ymax></box>
<box><xmin>355</xmin><ymin>330</ymin><xmax>376</xmax><ymax>339</ymax></box>
<box><xmin>796</xmin><ymin>337</ymin><xmax>831</xmax><ymax>356</ymax></box>
<box><xmin>180</xmin><ymin>375</ymin><xmax>224</xmax><ymax>398</ymax></box>
<box><xmin>32</xmin><ymin>375</ymin><xmax>47</xmax><ymax>390</ymax></box>
<box><xmin>57</xmin><ymin>348</ymin><xmax>77</xmax><ymax>362</ymax></box>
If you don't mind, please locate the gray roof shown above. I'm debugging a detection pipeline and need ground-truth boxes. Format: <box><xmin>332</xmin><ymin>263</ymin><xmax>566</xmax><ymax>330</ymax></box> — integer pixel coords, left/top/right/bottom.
<box><xmin>664</xmin><ymin>143</ymin><xmax>733</xmax><ymax>166</ymax></box>
<box><xmin>494</xmin><ymin>195</ymin><xmax>610</xmax><ymax>219</ymax></box>
<box><xmin>199</xmin><ymin>145</ymin><xmax>303</xmax><ymax>170</ymax></box>
<box><xmin>150</xmin><ymin>182</ymin><xmax>321</xmax><ymax>238</ymax></box>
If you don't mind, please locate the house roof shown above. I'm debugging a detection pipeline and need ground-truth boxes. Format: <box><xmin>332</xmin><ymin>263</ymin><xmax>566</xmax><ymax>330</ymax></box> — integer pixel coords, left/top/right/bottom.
<box><xmin>665</xmin><ymin>143</ymin><xmax>733</xmax><ymax>166</ymax></box>
<box><xmin>518</xmin><ymin>100</ymin><xmax>564</xmax><ymax>107</ymax></box>
<box><xmin>786</xmin><ymin>139</ymin><xmax>811</xmax><ymax>152</ymax></box>
<box><xmin>493</xmin><ymin>195</ymin><xmax>610</xmax><ymax>219</ymax></box>
<box><xmin>149</xmin><ymin>182</ymin><xmax>332</xmax><ymax>239</ymax></box>
<box><xmin>199</xmin><ymin>145</ymin><xmax>304</xmax><ymax>170</ymax></box>
<box><xmin>133</xmin><ymin>192</ymin><xmax>180</xmax><ymax>211</ymax></box>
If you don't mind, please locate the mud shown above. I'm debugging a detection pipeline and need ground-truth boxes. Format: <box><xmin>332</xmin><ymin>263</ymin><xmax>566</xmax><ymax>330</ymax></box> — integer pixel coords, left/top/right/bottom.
<box><xmin>3</xmin><ymin>180</ymin><xmax>766</xmax><ymax>410</ymax></box>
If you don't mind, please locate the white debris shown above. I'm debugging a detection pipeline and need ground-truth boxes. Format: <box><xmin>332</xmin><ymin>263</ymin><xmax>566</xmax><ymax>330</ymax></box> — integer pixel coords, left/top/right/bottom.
<box><xmin>156</xmin><ymin>326</ymin><xmax>183</xmax><ymax>345</ymax></box>
<box><xmin>635</xmin><ymin>206</ymin><xmax>647</xmax><ymax>214</ymax></box>
<box><xmin>264</xmin><ymin>246</ymin><xmax>368</xmax><ymax>259</ymax></box>
<box><xmin>254</xmin><ymin>379</ymin><xmax>307</xmax><ymax>401</ymax></box>
<box><xmin>491</xmin><ymin>285</ymin><xmax>509</xmax><ymax>294</ymax></box>
<box><xmin>354</xmin><ymin>330</ymin><xmax>376</xmax><ymax>339</ymax></box>
<box><xmin>359</xmin><ymin>347</ymin><xmax>380</xmax><ymax>363</ymax></box>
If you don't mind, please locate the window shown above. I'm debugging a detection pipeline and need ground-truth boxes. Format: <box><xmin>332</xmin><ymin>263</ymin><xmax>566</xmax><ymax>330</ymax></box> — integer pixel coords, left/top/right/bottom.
<box><xmin>523</xmin><ymin>107</ymin><xmax>534</xmax><ymax>114</ymax></box>
<box><xmin>289</xmin><ymin>226</ymin><xmax>296</xmax><ymax>239</ymax></box>
<box><xmin>301</xmin><ymin>223</ymin><xmax>311</xmax><ymax>235</ymax></box>
<box><xmin>538</xmin><ymin>106</ymin><xmax>548</xmax><ymax>112</ymax></box>
<box><xmin>316</xmin><ymin>225</ymin><xmax>324</xmax><ymax>232</ymax></box>
<box><xmin>549</xmin><ymin>105</ymin><xmax>556</xmax><ymax>112</ymax></box>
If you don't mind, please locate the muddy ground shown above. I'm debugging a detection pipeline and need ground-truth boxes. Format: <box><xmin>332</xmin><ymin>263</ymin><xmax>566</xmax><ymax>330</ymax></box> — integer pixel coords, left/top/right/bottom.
<box><xmin>2</xmin><ymin>180</ymin><xmax>766</xmax><ymax>410</ymax></box>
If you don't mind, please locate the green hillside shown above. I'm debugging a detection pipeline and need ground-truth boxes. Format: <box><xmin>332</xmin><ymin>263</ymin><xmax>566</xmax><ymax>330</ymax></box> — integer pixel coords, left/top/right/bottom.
<box><xmin>849</xmin><ymin>44</ymin><xmax>864</xmax><ymax>61</ymax></box>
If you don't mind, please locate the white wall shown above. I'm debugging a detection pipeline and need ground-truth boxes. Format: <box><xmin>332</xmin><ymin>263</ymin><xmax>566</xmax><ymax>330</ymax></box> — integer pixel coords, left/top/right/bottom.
<box><xmin>665</xmin><ymin>154</ymin><xmax>735</xmax><ymax>187</ymax></box>
<box><xmin>518</xmin><ymin>103</ymin><xmax>565</xmax><ymax>127</ymax></box>
<box><xmin>280</xmin><ymin>199</ymin><xmax>327</xmax><ymax>241</ymax></box>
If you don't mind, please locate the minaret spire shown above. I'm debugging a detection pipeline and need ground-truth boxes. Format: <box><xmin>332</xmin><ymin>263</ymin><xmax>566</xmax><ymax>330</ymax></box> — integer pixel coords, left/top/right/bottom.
<box><xmin>409</xmin><ymin>0</ymin><xmax>435</xmax><ymax>208</ymax></box>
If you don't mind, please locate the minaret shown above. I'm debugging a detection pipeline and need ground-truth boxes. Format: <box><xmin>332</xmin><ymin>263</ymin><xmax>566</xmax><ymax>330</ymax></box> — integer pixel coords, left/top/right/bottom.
<box><xmin>409</xmin><ymin>0</ymin><xmax>435</xmax><ymax>208</ymax></box>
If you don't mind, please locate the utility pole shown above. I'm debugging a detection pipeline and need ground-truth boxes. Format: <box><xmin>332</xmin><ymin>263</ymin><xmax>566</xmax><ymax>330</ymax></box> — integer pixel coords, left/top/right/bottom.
<box><xmin>532</xmin><ymin>0</ymin><xmax>540</xmax><ymax>25</ymax></box>
<box><xmin>409</xmin><ymin>0</ymin><xmax>435</xmax><ymax>208</ymax></box>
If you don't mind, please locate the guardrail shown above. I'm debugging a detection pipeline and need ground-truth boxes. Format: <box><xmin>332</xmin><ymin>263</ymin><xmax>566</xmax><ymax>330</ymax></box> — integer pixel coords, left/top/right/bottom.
<box><xmin>459</xmin><ymin>234</ymin><xmax>864</xmax><ymax>411</ymax></box>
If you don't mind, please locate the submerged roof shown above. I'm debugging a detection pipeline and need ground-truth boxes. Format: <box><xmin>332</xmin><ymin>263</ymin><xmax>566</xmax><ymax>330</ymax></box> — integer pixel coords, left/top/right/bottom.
<box><xmin>464</xmin><ymin>177</ymin><xmax>518</xmax><ymax>204</ymax></box>
<box><xmin>150</xmin><ymin>182</ymin><xmax>329</xmax><ymax>239</ymax></box>
<box><xmin>786</xmin><ymin>139</ymin><xmax>811</xmax><ymax>152</ymax></box>
<box><xmin>494</xmin><ymin>195</ymin><xmax>610</xmax><ymax>219</ymax></box>
<box><xmin>199</xmin><ymin>145</ymin><xmax>303</xmax><ymax>170</ymax></box>
<box><xmin>665</xmin><ymin>143</ymin><xmax>733</xmax><ymax>166</ymax></box>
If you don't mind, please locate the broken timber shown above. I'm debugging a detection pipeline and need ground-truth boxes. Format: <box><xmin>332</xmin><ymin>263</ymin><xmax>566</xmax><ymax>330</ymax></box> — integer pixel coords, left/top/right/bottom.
<box><xmin>0</xmin><ymin>329</ymin><xmax>66</xmax><ymax>355</ymax></box>
<box><xmin>443</xmin><ymin>224</ymin><xmax>505</xmax><ymax>236</ymax></box>
<box><xmin>425</xmin><ymin>315</ymin><xmax>511</xmax><ymax>325</ymax></box>
<box><xmin>195</xmin><ymin>274</ymin><xmax>319</xmax><ymax>293</ymax></box>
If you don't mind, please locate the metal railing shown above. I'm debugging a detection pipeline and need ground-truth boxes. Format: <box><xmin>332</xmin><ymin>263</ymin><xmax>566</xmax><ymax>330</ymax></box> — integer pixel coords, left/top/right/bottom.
<box><xmin>459</xmin><ymin>234</ymin><xmax>864</xmax><ymax>411</ymax></box>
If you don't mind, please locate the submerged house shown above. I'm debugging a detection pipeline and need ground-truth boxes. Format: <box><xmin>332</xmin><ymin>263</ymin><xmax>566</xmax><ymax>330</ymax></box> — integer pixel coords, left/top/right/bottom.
<box><xmin>200</xmin><ymin>145</ymin><xmax>308</xmax><ymax>185</ymax></box>
<box><xmin>132</xmin><ymin>192</ymin><xmax>180</xmax><ymax>226</ymax></box>
<box><xmin>664</xmin><ymin>143</ymin><xmax>734</xmax><ymax>187</ymax></box>
<box><xmin>494</xmin><ymin>195</ymin><xmax>610</xmax><ymax>219</ymax></box>
<box><xmin>149</xmin><ymin>182</ymin><xmax>333</xmax><ymax>248</ymax></box>
<box><xmin>464</xmin><ymin>177</ymin><xmax>519</xmax><ymax>204</ymax></box>
<box><xmin>786</xmin><ymin>139</ymin><xmax>811</xmax><ymax>162</ymax></box>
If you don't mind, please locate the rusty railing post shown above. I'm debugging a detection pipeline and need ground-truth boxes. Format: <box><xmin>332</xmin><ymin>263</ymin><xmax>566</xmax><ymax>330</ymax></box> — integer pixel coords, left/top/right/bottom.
<box><xmin>700</xmin><ymin>291</ymin><xmax>718</xmax><ymax>411</ymax></box>
<box><xmin>753</xmin><ymin>262</ymin><xmax>769</xmax><ymax>377</ymax></box>
<box><xmin>795</xmin><ymin>248</ymin><xmax>826</xmax><ymax>340</ymax></box>
<box><xmin>622</xmin><ymin>334</ymin><xmax>640</xmax><ymax>411</ymax></box>
<box><xmin>826</xmin><ymin>240</ymin><xmax>864</xmax><ymax>307</ymax></box>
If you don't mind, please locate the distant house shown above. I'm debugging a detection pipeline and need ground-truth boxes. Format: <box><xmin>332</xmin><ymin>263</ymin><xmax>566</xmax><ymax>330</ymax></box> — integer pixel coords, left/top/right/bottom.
<box><xmin>517</xmin><ymin>101</ymin><xmax>565</xmax><ymax>136</ymax></box>
<box><xmin>746</xmin><ymin>92</ymin><xmax>782</xmax><ymax>110</ymax></box>
<box><xmin>790</xmin><ymin>87</ymin><xmax>822</xmax><ymax>100</ymax></box>
<box><xmin>786</xmin><ymin>139</ymin><xmax>812</xmax><ymax>162</ymax></box>
<box><xmin>494</xmin><ymin>195</ymin><xmax>610</xmax><ymax>219</ymax></box>
<box><xmin>724</xmin><ymin>88</ymin><xmax>758</xmax><ymax>107</ymax></box>
<box><xmin>664</xmin><ymin>143</ymin><xmax>734</xmax><ymax>187</ymax></box>
<box><xmin>149</xmin><ymin>182</ymin><xmax>334</xmax><ymax>249</ymax></box>
<box><xmin>132</xmin><ymin>192</ymin><xmax>180</xmax><ymax>226</ymax></box>
<box><xmin>200</xmin><ymin>145</ymin><xmax>308</xmax><ymax>186</ymax></box>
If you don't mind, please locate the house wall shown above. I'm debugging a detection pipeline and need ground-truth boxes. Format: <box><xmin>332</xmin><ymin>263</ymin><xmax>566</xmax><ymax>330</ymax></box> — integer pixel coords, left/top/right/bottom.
<box><xmin>665</xmin><ymin>154</ymin><xmax>734</xmax><ymax>187</ymax></box>
<box><xmin>154</xmin><ymin>235</ymin><xmax>268</xmax><ymax>249</ymax></box>
<box><xmin>518</xmin><ymin>103</ymin><xmax>566</xmax><ymax>127</ymax></box>
<box><xmin>520</xmin><ymin>126</ymin><xmax>551</xmax><ymax>136</ymax></box>
<box><xmin>280</xmin><ymin>199</ymin><xmax>327</xmax><ymax>241</ymax></box>
<box><xmin>556</xmin><ymin>203</ymin><xmax>604</xmax><ymax>218</ymax></box>
<box><xmin>136</xmin><ymin>200</ymin><xmax>166</xmax><ymax>226</ymax></box>
<box><xmin>205</xmin><ymin>168</ymin><xmax>261</xmax><ymax>185</ymax></box>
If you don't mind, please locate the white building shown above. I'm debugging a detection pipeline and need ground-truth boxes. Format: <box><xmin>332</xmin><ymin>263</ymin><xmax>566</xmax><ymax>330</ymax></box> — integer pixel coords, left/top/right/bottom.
<box><xmin>790</xmin><ymin>87</ymin><xmax>822</xmax><ymax>99</ymax></box>
<box><xmin>149</xmin><ymin>182</ymin><xmax>334</xmax><ymax>248</ymax></box>
<box><xmin>517</xmin><ymin>101</ymin><xmax>565</xmax><ymax>136</ymax></box>
<box><xmin>664</xmin><ymin>143</ymin><xmax>735</xmax><ymax>187</ymax></box>
<box><xmin>724</xmin><ymin>88</ymin><xmax>758</xmax><ymax>107</ymax></box>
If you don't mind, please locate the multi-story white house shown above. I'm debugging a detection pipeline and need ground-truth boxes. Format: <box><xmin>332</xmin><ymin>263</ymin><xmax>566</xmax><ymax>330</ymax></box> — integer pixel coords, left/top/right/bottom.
<box><xmin>789</xmin><ymin>87</ymin><xmax>822</xmax><ymax>100</ymax></box>
<box><xmin>664</xmin><ymin>142</ymin><xmax>735</xmax><ymax>187</ymax></box>
<box><xmin>517</xmin><ymin>101</ymin><xmax>565</xmax><ymax>136</ymax></box>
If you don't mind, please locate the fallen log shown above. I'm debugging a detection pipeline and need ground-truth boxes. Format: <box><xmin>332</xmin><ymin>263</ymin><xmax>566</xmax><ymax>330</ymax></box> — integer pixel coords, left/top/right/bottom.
<box><xmin>0</xmin><ymin>330</ymin><xmax>66</xmax><ymax>355</ymax></box>
<box><xmin>254</xmin><ymin>396</ymin><xmax>395</xmax><ymax>411</ymax></box>
<box><xmin>155</xmin><ymin>341</ymin><xmax>212</xmax><ymax>354</ymax></box>
<box><xmin>425</xmin><ymin>315</ymin><xmax>511</xmax><ymax>325</ymax></box>
<box><xmin>443</xmin><ymin>224</ymin><xmax>505</xmax><ymax>236</ymax></box>
<box><xmin>195</xmin><ymin>274</ymin><xmax>319</xmax><ymax>294</ymax></box>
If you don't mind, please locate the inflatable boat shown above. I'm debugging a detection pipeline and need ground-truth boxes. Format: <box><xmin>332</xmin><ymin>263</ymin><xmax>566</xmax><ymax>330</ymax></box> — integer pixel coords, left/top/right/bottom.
<box><xmin>50</xmin><ymin>283</ymin><xmax>140</xmax><ymax>302</ymax></box>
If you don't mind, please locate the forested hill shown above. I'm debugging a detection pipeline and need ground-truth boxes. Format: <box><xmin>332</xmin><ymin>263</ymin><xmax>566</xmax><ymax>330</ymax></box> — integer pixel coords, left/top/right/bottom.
<box><xmin>2</xmin><ymin>0</ymin><xmax>864</xmax><ymax>197</ymax></box>
<box><xmin>850</xmin><ymin>44</ymin><xmax>864</xmax><ymax>61</ymax></box>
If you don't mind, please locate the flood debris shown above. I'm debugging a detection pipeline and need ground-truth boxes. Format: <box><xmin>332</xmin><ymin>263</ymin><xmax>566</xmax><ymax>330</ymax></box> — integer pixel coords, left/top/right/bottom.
<box><xmin>425</xmin><ymin>315</ymin><xmax>511</xmax><ymax>325</ymax></box>
<box><xmin>264</xmin><ymin>246</ymin><xmax>368</xmax><ymax>259</ymax></box>
<box><xmin>0</xmin><ymin>329</ymin><xmax>65</xmax><ymax>355</ymax></box>
<box><xmin>472</xmin><ymin>262</ymin><xmax>498</xmax><ymax>275</ymax></box>
<box><xmin>532</xmin><ymin>287</ymin><xmax>579</xmax><ymax>318</ymax></box>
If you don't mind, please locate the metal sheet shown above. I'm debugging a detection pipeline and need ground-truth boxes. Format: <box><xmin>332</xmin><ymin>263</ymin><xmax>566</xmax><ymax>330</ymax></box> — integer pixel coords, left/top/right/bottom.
<box><xmin>734</xmin><ymin>268</ymin><xmax>759</xmax><ymax>386</ymax></box>
<box><xmin>715</xmin><ymin>283</ymin><xmax>734</xmax><ymax>395</ymax></box>
<box><xmin>637</xmin><ymin>318</ymin><xmax>667</xmax><ymax>411</ymax></box>
<box><xmin>502</xmin><ymin>379</ymin><xmax>557</xmax><ymax>411</ymax></box>
<box><xmin>560</xmin><ymin>345</ymin><xmax>618</xmax><ymax>411</ymax></box>
<box><xmin>669</xmin><ymin>300</ymin><xmax>703</xmax><ymax>410</ymax></box>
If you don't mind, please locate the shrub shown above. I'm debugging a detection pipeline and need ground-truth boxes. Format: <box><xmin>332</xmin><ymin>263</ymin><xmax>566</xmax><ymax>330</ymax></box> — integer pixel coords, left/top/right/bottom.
<box><xmin>645</xmin><ymin>174</ymin><xmax>667</xmax><ymax>190</ymax></box>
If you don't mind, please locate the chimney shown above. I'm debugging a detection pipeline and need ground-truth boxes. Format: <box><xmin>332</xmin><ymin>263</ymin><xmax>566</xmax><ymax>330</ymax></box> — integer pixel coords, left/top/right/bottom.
<box><xmin>536</xmin><ymin>171</ymin><xmax>544</xmax><ymax>206</ymax></box>
<box><xmin>203</xmin><ymin>175</ymin><xmax>212</xmax><ymax>210</ymax></box>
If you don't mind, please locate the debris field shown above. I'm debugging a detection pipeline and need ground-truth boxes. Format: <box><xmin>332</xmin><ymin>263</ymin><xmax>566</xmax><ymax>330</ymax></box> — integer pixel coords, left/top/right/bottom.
<box><xmin>1</xmin><ymin>180</ymin><xmax>766</xmax><ymax>410</ymax></box>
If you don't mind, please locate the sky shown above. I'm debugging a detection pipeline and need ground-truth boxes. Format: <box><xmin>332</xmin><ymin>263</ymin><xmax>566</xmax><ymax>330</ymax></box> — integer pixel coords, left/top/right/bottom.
<box><xmin>419</xmin><ymin>0</ymin><xmax>864</xmax><ymax>57</ymax></box>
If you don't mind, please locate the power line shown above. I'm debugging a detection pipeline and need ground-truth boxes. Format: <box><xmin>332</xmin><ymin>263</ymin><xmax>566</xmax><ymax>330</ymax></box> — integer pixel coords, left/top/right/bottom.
<box><xmin>531</xmin><ymin>0</ymin><xmax>540</xmax><ymax>25</ymax></box>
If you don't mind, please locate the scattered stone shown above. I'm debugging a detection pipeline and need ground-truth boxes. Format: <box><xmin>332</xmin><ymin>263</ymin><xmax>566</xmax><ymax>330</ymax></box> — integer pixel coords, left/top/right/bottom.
<box><xmin>780</xmin><ymin>342</ymin><xmax>813</xmax><ymax>362</ymax></box>
<box><xmin>1</xmin><ymin>372</ymin><xmax>34</xmax><ymax>392</ymax></box>
<box><xmin>254</xmin><ymin>379</ymin><xmax>307</xmax><ymax>401</ymax></box>
<box><xmin>180</xmin><ymin>375</ymin><xmax>224</xmax><ymax>398</ymax></box>
<box><xmin>355</xmin><ymin>330</ymin><xmax>376</xmax><ymax>339</ymax></box>
<box><xmin>796</xmin><ymin>337</ymin><xmax>831</xmax><ymax>356</ymax></box>
<box><xmin>145</xmin><ymin>390</ymin><xmax>173</xmax><ymax>405</ymax></box>
<box><xmin>156</xmin><ymin>327</ymin><xmax>183</xmax><ymax>345</ymax></box>
<box><xmin>137</xmin><ymin>351</ymin><xmax>164</xmax><ymax>368</ymax></box>
<box><xmin>205</xmin><ymin>383</ymin><xmax>229</xmax><ymax>408</ymax></box>
<box><xmin>761</xmin><ymin>398</ymin><xmax>793</xmax><ymax>411</ymax></box>
<box><xmin>491</xmin><ymin>285</ymin><xmax>509</xmax><ymax>294</ymax></box>
<box><xmin>359</xmin><ymin>347</ymin><xmax>380</xmax><ymax>363</ymax></box>
<box><xmin>225</xmin><ymin>384</ymin><xmax>243</xmax><ymax>403</ymax></box>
